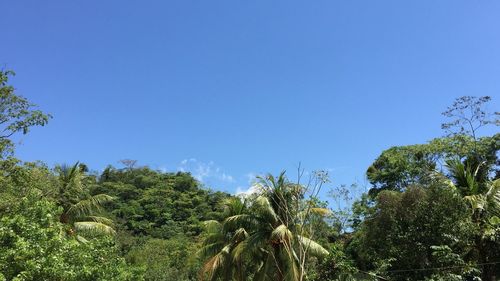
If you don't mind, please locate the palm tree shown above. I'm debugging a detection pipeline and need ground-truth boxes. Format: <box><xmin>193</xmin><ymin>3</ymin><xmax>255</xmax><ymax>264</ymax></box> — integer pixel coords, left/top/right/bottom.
<box><xmin>202</xmin><ymin>172</ymin><xmax>329</xmax><ymax>281</ymax></box>
<box><xmin>199</xmin><ymin>197</ymin><xmax>249</xmax><ymax>281</ymax></box>
<box><xmin>445</xmin><ymin>158</ymin><xmax>500</xmax><ymax>281</ymax></box>
<box><xmin>251</xmin><ymin>172</ymin><xmax>329</xmax><ymax>281</ymax></box>
<box><xmin>445</xmin><ymin>158</ymin><xmax>500</xmax><ymax>223</ymax></box>
<box><xmin>56</xmin><ymin>162</ymin><xmax>115</xmax><ymax>241</ymax></box>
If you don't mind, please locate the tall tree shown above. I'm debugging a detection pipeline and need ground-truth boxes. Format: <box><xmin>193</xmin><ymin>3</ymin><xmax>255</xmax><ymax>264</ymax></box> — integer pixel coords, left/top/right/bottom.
<box><xmin>199</xmin><ymin>197</ymin><xmax>249</xmax><ymax>281</ymax></box>
<box><xmin>445</xmin><ymin>159</ymin><xmax>500</xmax><ymax>281</ymax></box>
<box><xmin>200</xmin><ymin>171</ymin><xmax>329</xmax><ymax>281</ymax></box>
<box><xmin>441</xmin><ymin>96</ymin><xmax>500</xmax><ymax>280</ymax></box>
<box><xmin>367</xmin><ymin>96</ymin><xmax>499</xmax><ymax>196</ymax></box>
<box><xmin>56</xmin><ymin>162</ymin><xmax>115</xmax><ymax>241</ymax></box>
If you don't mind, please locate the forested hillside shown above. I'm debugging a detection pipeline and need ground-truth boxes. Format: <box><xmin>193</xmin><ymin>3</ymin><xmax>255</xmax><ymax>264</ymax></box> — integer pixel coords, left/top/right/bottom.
<box><xmin>95</xmin><ymin>165</ymin><xmax>231</xmax><ymax>280</ymax></box>
<box><xmin>1</xmin><ymin>69</ymin><xmax>499</xmax><ymax>280</ymax></box>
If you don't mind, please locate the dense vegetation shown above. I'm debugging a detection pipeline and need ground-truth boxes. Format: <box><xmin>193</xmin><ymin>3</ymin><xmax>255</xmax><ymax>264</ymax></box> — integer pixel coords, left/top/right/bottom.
<box><xmin>0</xmin><ymin>69</ymin><xmax>499</xmax><ymax>280</ymax></box>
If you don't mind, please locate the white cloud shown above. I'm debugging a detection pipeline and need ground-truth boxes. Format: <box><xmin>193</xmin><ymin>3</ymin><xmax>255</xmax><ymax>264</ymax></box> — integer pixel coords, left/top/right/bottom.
<box><xmin>234</xmin><ymin>172</ymin><xmax>264</xmax><ymax>197</ymax></box>
<box><xmin>177</xmin><ymin>158</ymin><xmax>235</xmax><ymax>183</ymax></box>
<box><xmin>235</xmin><ymin>183</ymin><xmax>262</xmax><ymax>197</ymax></box>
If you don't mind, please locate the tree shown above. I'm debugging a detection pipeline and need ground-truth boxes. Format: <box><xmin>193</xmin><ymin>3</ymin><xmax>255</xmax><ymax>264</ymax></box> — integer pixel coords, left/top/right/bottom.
<box><xmin>0</xmin><ymin>157</ymin><xmax>54</xmax><ymax>212</ymax></box>
<box><xmin>55</xmin><ymin>162</ymin><xmax>115</xmax><ymax>240</ymax></box>
<box><xmin>367</xmin><ymin>96</ymin><xmax>499</xmax><ymax>196</ymax></box>
<box><xmin>441</xmin><ymin>96</ymin><xmax>499</xmax><ymax>141</ymax></box>
<box><xmin>356</xmin><ymin>96</ymin><xmax>500</xmax><ymax>280</ymax></box>
<box><xmin>310</xmin><ymin>243</ymin><xmax>359</xmax><ymax>281</ymax></box>
<box><xmin>200</xmin><ymin>171</ymin><xmax>329</xmax><ymax>281</ymax></box>
<box><xmin>366</xmin><ymin>144</ymin><xmax>441</xmax><ymax>194</ymax></box>
<box><xmin>351</xmin><ymin>183</ymin><xmax>476</xmax><ymax>281</ymax></box>
<box><xmin>327</xmin><ymin>183</ymin><xmax>360</xmax><ymax>236</ymax></box>
<box><xmin>0</xmin><ymin>70</ymin><xmax>51</xmax><ymax>156</ymax></box>
<box><xmin>199</xmin><ymin>197</ymin><xmax>249</xmax><ymax>281</ymax></box>
<box><xmin>120</xmin><ymin>159</ymin><xmax>138</xmax><ymax>170</ymax></box>
<box><xmin>439</xmin><ymin>96</ymin><xmax>500</xmax><ymax>280</ymax></box>
<box><xmin>445</xmin><ymin>159</ymin><xmax>500</xmax><ymax>281</ymax></box>
<box><xmin>247</xmin><ymin>171</ymin><xmax>329</xmax><ymax>281</ymax></box>
<box><xmin>0</xmin><ymin>195</ymin><xmax>142</xmax><ymax>281</ymax></box>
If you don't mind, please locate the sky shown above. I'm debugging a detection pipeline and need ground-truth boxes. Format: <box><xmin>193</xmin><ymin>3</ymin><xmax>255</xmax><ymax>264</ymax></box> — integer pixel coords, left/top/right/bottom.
<box><xmin>2</xmin><ymin>0</ymin><xmax>499</xmax><ymax>196</ymax></box>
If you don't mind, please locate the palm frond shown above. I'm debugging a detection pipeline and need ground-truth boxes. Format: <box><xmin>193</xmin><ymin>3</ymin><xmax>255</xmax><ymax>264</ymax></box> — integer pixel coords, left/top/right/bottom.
<box><xmin>76</xmin><ymin>235</ymin><xmax>89</xmax><ymax>243</ymax></box>
<box><xmin>202</xmin><ymin>232</ymin><xmax>226</xmax><ymax>246</ymax></box>
<box><xmin>310</xmin><ymin>207</ymin><xmax>331</xmax><ymax>216</ymax></box>
<box><xmin>203</xmin><ymin>220</ymin><xmax>222</xmax><ymax>233</ymax></box>
<box><xmin>87</xmin><ymin>215</ymin><xmax>114</xmax><ymax>226</ymax></box>
<box><xmin>231</xmin><ymin>239</ymin><xmax>247</xmax><ymax>262</ymax></box>
<box><xmin>487</xmin><ymin>180</ymin><xmax>500</xmax><ymax>202</ymax></box>
<box><xmin>224</xmin><ymin>214</ymin><xmax>254</xmax><ymax>231</ymax></box>
<box><xmin>254</xmin><ymin>253</ymin><xmax>274</xmax><ymax>281</ymax></box>
<box><xmin>242</xmin><ymin>230</ymin><xmax>269</xmax><ymax>257</ymax></box>
<box><xmin>464</xmin><ymin>195</ymin><xmax>485</xmax><ymax>211</ymax></box>
<box><xmin>198</xmin><ymin>242</ymin><xmax>225</xmax><ymax>259</ymax></box>
<box><xmin>200</xmin><ymin>246</ymin><xmax>231</xmax><ymax>281</ymax></box>
<box><xmin>57</xmin><ymin>162</ymin><xmax>83</xmax><ymax>190</ymax></box>
<box><xmin>74</xmin><ymin>221</ymin><xmax>116</xmax><ymax>235</ymax></box>
<box><xmin>297</xmin><ymin>207</ymin><xmax>331</xmax><ymax>220</ymax></box>
<box><xmin>271</xmin><ymin>224</ymin><xmax>293</xmax><ymax>244</ymax></box>
<box><xmin>446</xmin><ymin>158</ymin><xmax>480</xmax><ymax>195</ymax></box>
<box><xmin>200</xmin><ymin>255</ymin><xmax>221</xmax><ymax>281</ymax></box>
<box><xmin>464</xmin><ymin>180</ymin><xmax>500</xmax><ymax>215</ymax></box>
<box><xmin>253</xmin><ymin>196</ymin><xmax>279</xmax><ymax>224</ymax></box>
<box><xmin>222</xmin><ymin>197</ymin><xmax>247</xmax><ymax>216</ymax></box>
<box><xmin>232</xmin><ymin>227</ymin><xmax>248</xmax><ymax>242</ymax></box>
<box><xmin>486</xmin><ymin>179</ymin><xmax>500</xmax><ymax>215</ymax></box>
<box><xmin>297</xmin><ymin>235</ymin><xmax>329</xmax><ymax>257</ymax></box>
<box><xmin>67</xmin><ymin>194</ymin><xmax>114</xmax><ymax>217</ymax></box>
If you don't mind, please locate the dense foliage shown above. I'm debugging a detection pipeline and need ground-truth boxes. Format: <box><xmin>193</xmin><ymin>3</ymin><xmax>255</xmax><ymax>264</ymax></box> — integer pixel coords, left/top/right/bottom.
<box><xmin>96</xmin><ymin>166</ymin><xmax>228</xmax><ymax>239</ymax></box>
<box><xmin>94</xmin><ymin>166</ymin><xmax>231</xmax><ymax>280</ymax></box>
<box><xmin>0</xmin><ymin>195</ymin><xmax>139</xmax><ymax>281</ymax></box>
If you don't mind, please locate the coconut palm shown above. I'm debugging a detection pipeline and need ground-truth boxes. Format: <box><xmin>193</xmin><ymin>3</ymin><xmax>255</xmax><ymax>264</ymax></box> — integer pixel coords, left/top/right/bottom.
<box><xmin>204</xmin><ymin>172</ymin><xmax>329</xmax><ymax>281</ymax></box>
<box><xmin>445</xmin><ymin>158</ymin><xmax>499</xmax><ymax>220</ymax></box>
<box><xmin>251</xmin><ymin>172</ymin><xmax>328</xmax><ymax>281</ymax></box>
<box><xmin>55</xmin><ymin>162</ymin><xmax>115</xmax><ymax>241</ymax></box>
<box><xmin>445</xmin><ymin>158</ymin><xmax>500</xmax><ymax>281</ymax></box>
<box><xmin>199</xmin><ymin>197</ymin><xmax>249</xmax><ymax>281</ymax></box>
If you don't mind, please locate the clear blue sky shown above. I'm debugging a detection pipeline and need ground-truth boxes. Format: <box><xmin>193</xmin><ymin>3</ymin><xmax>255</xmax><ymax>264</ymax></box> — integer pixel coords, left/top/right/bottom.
<box><xmin>2</xmin><ymin>0</ymin><xmax>499</xmax><ymax>195</ymax></box>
